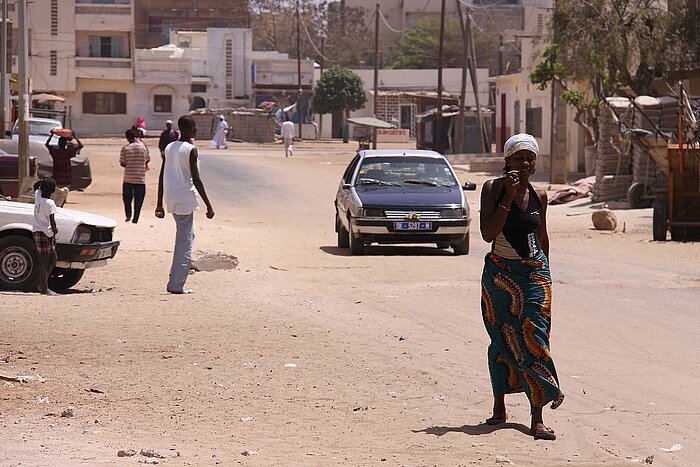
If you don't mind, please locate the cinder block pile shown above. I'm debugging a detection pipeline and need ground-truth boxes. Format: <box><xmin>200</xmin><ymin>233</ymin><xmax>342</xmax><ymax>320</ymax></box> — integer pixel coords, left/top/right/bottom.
<box><xmin>592</xmin><ymin>98</ymin><xmax>634</xmax><ymax>202</ymax></box>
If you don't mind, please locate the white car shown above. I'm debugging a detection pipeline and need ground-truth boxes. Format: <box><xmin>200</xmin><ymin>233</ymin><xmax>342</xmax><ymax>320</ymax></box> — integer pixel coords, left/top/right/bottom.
<box><xmin>11</xmin><ymin>117</ymin><xmax>63</xmax><ymax>146</ymax></box>
<box><xmin>0</xmin><ymin>200</ymin><xmax>120</xmax><ymax>291</ymax></box>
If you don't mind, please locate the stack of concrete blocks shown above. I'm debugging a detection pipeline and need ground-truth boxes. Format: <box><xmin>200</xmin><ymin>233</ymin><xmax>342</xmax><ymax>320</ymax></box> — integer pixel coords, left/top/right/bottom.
<box><xmin>592</xmin><ymin>98</ymin><xmax>634</xmax><ymax>202</ymax></box>
<box><xmin>224</xmin><ymin>109</ymin><xmax>276</xmax><ymax>143</ymax></box>
<box><xmin>190</xmin><ymin>114</ymin><xmax>218</xmax><ymax>140</ymax></box>
<box><xmin>631</xmin><ymin>96</ymin><xmax>676</xmax><ymax>191</ymax></box>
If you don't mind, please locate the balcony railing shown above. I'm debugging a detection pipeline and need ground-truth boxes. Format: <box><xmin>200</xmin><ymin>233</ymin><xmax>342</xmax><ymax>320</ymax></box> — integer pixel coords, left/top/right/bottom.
<box><xmin>76</xmin><ymin>57</ymin><xmax>132</xmax><ymax>68</ymax></box>
<box><xmin>76</xmin><ymin>5</ymin><xmax>131</xmax><ymax>15</ymax></box>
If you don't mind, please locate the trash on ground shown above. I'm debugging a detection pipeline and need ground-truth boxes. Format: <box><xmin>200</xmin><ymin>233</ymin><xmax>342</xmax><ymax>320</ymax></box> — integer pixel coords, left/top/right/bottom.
<box><xmin>117</xmin><ymin>449</ymin><xmax>137</xmax><ymax>457</ymax></box>
<box><xmin>660</xmin><ymin>444</ymin><xmax>682</xmax><ymax>452</ymax></box>
<box><xmin>283</xmin><ymin>363</ymin><xmax>297</xmax><ymax>368</ymax></box>
<box><xmin>495</xmin><ymin>454</ymin><xmax>515</xmax><ymax>464</ymax></box>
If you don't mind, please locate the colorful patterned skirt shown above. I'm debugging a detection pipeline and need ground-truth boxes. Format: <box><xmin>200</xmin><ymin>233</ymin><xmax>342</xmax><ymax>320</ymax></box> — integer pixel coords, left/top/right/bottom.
<box><xmin>481</xmin><ymin>251</ymin><xmax>564</xmax><ymax>409</ymax></box>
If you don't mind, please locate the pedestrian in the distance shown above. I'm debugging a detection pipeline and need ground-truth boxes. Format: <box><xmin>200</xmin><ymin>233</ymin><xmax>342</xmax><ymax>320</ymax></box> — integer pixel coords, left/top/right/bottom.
<box><xmin>158</xmin><ymin>119</ymin><xmax>179</xmax><ymax>157</ymax></box>
<box><xmin>281</xmin><ymin>114</ymin><xmax>295</xmax><ymax>157</ymax></box>
<box><xmin>134</xmin><ymin>116</ymin><xmax>147</xmax><ymax>138</ymax></box>
<box><xmin>45</xmin><ymin>129</ymin><xmax>83</xmax><ymax>189</ymax></box>
<box><xmin>120</xmin><ymin>128</ymin><xmax>150</xmax><ymax>224</ymax></box>
<box><xmin>32</xmin><ymin>177</ymin><xmax>58</xmax><ymax>296</ymax></box>
<box><xmin>479</xmin><ymin>133</ymin><xmax>563</xmax><ymax>441</ymax></box>
<box><xmin>155</xmin><ymin>115</ymin><xmax>215</xmax><ymax>294</ymax></box>
<box><xmin>210</xmin><ymin>115</ymin><xmax>229</xmax><ymax>149</ymax></box>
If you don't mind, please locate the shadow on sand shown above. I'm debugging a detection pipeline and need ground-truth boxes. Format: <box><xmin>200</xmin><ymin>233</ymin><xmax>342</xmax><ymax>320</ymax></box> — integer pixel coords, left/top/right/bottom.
<box><xmin>412</xmin><ymin>421</ymin><xmax>531</xmax><ymax>437</ymax></box>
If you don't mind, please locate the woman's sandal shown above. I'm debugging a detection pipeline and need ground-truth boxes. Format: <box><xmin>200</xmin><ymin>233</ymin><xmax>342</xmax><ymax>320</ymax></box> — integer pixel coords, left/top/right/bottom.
<box><xmin>531</xmin><ymin>426</ymin><xmax>556</xmax><ymax>441</ymax></box>
<box><xmin>485</xmin><ymin>413</ymin><xmax>508</xmax><ymax>425</ymax></box>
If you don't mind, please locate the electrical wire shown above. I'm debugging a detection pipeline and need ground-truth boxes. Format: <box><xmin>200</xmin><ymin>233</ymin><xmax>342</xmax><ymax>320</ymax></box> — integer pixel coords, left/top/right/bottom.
<box><xmin>378</xmin><ymin>9</ymin><xmax>406</xmax><ymax>34</ymax></box>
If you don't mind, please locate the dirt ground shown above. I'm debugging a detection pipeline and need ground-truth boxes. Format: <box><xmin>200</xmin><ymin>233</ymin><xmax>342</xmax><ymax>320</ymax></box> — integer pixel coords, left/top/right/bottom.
<box><xmin>1</xmin><ymin>137</ymin><xmax>698</xmax><ymax>466</ymax></box>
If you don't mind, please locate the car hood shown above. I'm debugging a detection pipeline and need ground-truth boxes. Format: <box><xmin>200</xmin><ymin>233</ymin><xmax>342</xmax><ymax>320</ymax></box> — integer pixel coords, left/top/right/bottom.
<box><xmin>0</xmin><ymin>200</ymin><xmax>116</xmax><ymax>229</ymax></box>
<box><xmin>355</xmin><ymin>185</ymin><xmax>463</xmax><ymax>207</ymax></box>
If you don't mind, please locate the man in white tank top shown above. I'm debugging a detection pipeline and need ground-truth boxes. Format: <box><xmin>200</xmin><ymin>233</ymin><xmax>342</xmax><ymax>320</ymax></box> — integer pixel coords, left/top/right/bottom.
<box><xmin>155</xmin><ymin>115</ymin><xmax>215</xmax><ymax>294</ymax></box>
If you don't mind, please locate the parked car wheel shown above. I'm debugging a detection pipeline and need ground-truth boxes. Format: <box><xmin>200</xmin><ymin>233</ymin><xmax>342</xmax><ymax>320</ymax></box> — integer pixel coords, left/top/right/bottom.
<box><xmin>49</xmin><ymin>268</ymin><xmax>85</xmax><ymax>291</ymax></box>
<box><xmin>0</xmin><ymin>235</ymin><xmax>39</xmax><ymax>291</ymax></box>
<box><xmin>652</xmin><ymin>200</ymin><xmax>667</xmax><ymax>241</ymax></box>
<box><xmin>349</xmin><ymin>224</ymin><xmax>364</xmax><ymax>256</ymax></box>
<box><xmin>336</xmin><ymin>213</ymin><xmax>349</xmax><ymax>248</ymax></box>
<box><xmin>452</xmin><ymin>234</ymin><xmax>470</xmax><ymax>256</ymax></box>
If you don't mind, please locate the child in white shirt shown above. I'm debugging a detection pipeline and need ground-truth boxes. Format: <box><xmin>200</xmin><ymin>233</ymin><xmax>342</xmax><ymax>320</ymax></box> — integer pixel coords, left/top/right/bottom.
<box><xmin>33</xmin><ymin>178</ymin><xmax>59</xmax><ymax>295</ymax></box>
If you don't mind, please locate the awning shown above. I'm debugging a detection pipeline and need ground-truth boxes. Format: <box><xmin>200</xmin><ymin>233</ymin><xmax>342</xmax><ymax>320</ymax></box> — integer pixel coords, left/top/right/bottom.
<box><xmin>347</xmin><ymin>117</ymin><xmax>396</xmax><ymax>129</ymax></box>
<box><xmin>32</xmin><ymin>93</ymin><xmax>65</xmax><ymax>104</ymax></box>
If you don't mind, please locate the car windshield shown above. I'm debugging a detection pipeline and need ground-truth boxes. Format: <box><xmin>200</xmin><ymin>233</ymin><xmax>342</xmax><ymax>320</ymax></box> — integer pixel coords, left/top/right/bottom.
<box><xmin>355</xmin><ymin>156</ymin><xmax>458</xmax><ymax>187</ymax></box>
<box><xmin>12</xmin><ymin>121</ymin><xmax>61</xmax><ymax>137</ymax></box>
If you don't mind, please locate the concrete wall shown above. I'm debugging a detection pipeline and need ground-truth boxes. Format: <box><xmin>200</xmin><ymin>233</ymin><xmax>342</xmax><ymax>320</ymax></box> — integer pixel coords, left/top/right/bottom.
<box><xmin>63</xmin><ymin>79</ymin><xmax>136</xmax><ymax>135</ymax></box>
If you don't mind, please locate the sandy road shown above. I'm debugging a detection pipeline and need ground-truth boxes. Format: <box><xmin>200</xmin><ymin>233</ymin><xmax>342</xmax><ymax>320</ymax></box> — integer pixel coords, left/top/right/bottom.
<box><xmin>1</xmin><ymin>138</ymin><xmax>698</xmax><ymax>466</ymax></box>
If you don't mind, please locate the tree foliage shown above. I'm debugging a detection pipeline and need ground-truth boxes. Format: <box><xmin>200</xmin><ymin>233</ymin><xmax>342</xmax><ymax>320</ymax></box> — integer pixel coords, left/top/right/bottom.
<box><xmin>388</xmin><ymin>17</ymin><xmax>498</xmax><ymax>71</ymax></box>
<box><xmin>531</xmin><ymin>0</ymin><xmax>700</xmax><ymax>143</ymax></box>
<box><xmin>250</xmin><ymin>0</ymin><xmax>375</xmax><ymax>68</ymax></box>
<box><xmin>311</xmin><ymin>65</ymin><xmax>367</xmax><ymax>117</ymax></box>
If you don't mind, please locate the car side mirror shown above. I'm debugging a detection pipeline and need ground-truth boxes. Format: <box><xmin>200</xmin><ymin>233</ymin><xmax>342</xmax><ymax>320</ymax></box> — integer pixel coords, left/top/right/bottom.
<box><xmin>462</xmin><ymin>181</ymin><xmax>477</xmax><ymax>191</ymax></box>
<box><xmin>342</xmin><ymin>183</ymin><xmax>352</xmax><ymax>190</ymax></box>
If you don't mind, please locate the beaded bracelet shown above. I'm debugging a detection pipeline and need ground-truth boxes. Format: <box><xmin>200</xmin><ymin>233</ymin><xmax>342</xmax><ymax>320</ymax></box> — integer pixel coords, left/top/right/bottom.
<box><xmin>499</xmin><ymin>204</ymin><xmax>511</xmax><ymax>212</ymax></box>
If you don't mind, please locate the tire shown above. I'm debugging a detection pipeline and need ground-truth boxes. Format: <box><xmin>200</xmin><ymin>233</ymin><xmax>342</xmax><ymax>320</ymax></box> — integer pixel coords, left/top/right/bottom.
<box><xmin>436</xmin><ymin>242</ymin><xmax>450</xmax><ymax>249</ymax></box>
<box><xmin>0</xmin><ymin>235</ymin><xmax>39</xmax><ymax>291</ymax></box>
<box><xmin>652</xmin><ymin>200</ymin><xmax>667</xmax><ymax>241</ymax></box>
<box><xmin>452</xmin><ymin>234</ymin><xmax>470</xmax><ymax>256</ymax></box>
<box><xmin>336</xmin><ymin>214</ymin><xmax>349</xmax><ymax>248</ymax></box>
<box><xmin>627</xmin><ymin>182</ymin><xmax>652</xmax><ymax>209</ymax></box>
<box><xmin>49</xmin><ymin>268</ymin><xmax>85</xmax><ymax>292</ymax></box>
<box><xmin>349</xmin><ymin>223</ymin><xmax>364</xmax><ymax>256</ymax></box>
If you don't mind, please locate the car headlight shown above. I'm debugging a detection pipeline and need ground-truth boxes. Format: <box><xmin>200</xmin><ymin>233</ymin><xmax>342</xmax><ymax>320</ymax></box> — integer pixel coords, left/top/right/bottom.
<box><xmin>440</xmin><ymin>208</ymin><xmax>466</xmax><ymax>219</ymax></box>
<box><xmin>362</xmin><ymin>208</ymin><xmax>385</xmax><ymax>217</ymax></box>
<box><xmin>72</xmin><ymin>225</ymin><xmax>92</xmax><ymax>243</ymax></box>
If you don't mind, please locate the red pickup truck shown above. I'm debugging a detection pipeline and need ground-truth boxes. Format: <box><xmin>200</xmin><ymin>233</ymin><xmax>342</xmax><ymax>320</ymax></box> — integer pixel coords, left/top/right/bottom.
<box><xmin>0</xmin><ymin>149</ymin><xmax>37</xmax><ymax>199</ymax></box>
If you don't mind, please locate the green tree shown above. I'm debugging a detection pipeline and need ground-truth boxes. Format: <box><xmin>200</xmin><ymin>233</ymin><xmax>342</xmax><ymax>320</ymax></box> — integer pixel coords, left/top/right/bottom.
<box><xmin>312</xmin><ymin>65</ymin><xmax>367</xmax><ymax>142</ymax></box>
<box><xmin>531</xmin><ymin>0</ymin><xmax>699</xmax><ymax>144</ymax></box>
<box><xmin>388</xmin><ymin>17</ymin><xmax>498</xmax><ymax>71</ymax></box>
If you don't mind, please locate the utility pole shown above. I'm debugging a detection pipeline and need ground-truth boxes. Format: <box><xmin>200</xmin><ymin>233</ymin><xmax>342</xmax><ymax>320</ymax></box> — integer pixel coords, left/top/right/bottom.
<box><xmin>549</xmin><ymin>76</ymin><xmax>556</xmax><ymax>183</ymax></box>
<box><xmin>18</xmin><ymin>0</ymin><xmax>30</xmax><ymax>196</ymax></box>
<box><xmin>455</xmin><ymin>0</ymin><xmax>467</xmax><ymax>155</ymax></box>
<box><xmin>296</xmin><ymin>0</ymin><xmax>302</xmax><ymax>140</ymax></box>
<box><xmin>465</xmin><ymin>7</ymin><xmax>488</xmax><ymax>153</ymax></box>
<box><xmin>319</xmin><ymin>36</ymin><xmax>324</xmax><ymax>139</ymax></box>
<box><xmin>0</xmin><ymin>0</ymin><xmax>7</xmax><ymax>139</ymax></box>
<box><xmin>498</xmin><ymin>34</ymin><xmax>504</xmax><ymax>76</ymax></box>
<box><xmin>435</xmin><ymin>0</ymin><xmax>446</xmax><ymax>153</ymax></box>
<box><xmin>372</xmin><ymin>3</ymin><xmax>379</xmax><ymax>149</ymax></box>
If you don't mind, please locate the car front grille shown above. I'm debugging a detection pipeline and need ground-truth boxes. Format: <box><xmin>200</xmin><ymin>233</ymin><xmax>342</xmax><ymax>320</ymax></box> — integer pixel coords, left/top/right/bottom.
<box><xmin>384</xmin><ymin>210</ymin><xmax>441</xmax><ymax>220</ymax></box>
<box><xmin>90</xmin><ymin>227</ymin><xmax>113</xmax><ymax>242</ymax></box>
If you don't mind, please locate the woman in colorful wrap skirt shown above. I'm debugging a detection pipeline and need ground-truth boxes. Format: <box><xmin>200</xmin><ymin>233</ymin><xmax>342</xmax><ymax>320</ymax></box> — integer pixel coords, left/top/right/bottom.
<box><xmin>479</xmin><ymin>133</ymin><xmax>564</xmax><ymax>441</ymax></box>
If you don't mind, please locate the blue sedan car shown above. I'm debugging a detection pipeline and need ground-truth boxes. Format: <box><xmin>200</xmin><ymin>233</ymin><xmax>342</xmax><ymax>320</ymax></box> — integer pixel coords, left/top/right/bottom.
<box><xmin>334</xmin><ymin>150</ymin><xmax>477</xmax><ymax>255</ymax></box>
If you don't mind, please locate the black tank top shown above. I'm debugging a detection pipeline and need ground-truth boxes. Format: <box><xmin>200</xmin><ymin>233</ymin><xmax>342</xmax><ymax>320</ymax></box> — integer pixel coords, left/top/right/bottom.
<box><xmin>494</xmin><ymin>183</ymin><xmax>542</xmax><ymax>258</ymax></box>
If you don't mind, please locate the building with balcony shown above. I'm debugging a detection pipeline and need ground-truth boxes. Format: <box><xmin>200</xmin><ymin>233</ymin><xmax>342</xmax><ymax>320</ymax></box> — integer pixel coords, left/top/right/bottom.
<box><xmin>9</xmin><ymin>0</ymin><xmax>137</xmax><ymax>134</ymax></box>
<box><xmin>134</xmin><ymin>0</ymin><xmax>251</xmax><ymax>49</ymax></box>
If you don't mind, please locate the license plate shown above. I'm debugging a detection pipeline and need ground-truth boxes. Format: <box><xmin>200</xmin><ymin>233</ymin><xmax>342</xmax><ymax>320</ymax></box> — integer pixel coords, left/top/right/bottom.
<box><xmin>96</xmin><ymin>247</ymin><xmax>112</xmax><ymax>259</ymax></box>
<box><xmin>394</xmin><ymin>221</ymin><xmax>432</xmax><ymax>231</ymax></box>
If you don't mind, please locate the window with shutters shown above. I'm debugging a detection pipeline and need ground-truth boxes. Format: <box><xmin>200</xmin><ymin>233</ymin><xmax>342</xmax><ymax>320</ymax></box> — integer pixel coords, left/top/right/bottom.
<box><xmin>50</xmin><ymin>50</ymin><xmax>57</xmax><ymax>75</ymax></box>
<box><xmin>153</xmin><ymin>94</ymin><xmax>172</xmax><ymax>113</ymax></box>
<box><xmin>83</xmin><ymin>92</ymin><xmax>127</xmax><ymax>114</ymax></box>
<box><xmin>88</xmin><ymin>36</ymin><xmax>125</xmax><ymax>58</ymax></box>
<box><xmin>525</xmin><ymin>107</ymin><xmax>542</xmax><ymax>137</ymax></box>
<box><xmin>191</xmin><ymin>83</ymin><xmax>206</xmax><ymax>93</ymax></box>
